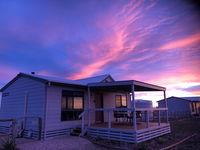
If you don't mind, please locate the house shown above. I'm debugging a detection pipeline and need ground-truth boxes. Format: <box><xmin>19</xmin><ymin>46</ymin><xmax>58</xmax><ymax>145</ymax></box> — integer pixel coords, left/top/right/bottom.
<box><xmin>0</xmin><ymin>72</ymin><xmax>170</xmax><ymax>143</ymax></box>
<box><xmin>157</xmin><ymin>96</ymin><xmax>200</xmax><ymax>118</ymax></box>
<box><xmin>131</xmin><ymin>100</ymin><xmax>153</xmax><ymax>120</ymax></box>
<box><xmin>134</xmin><ymin>100</ymin><xmax>153</xmax><ymax>108</ymax></box>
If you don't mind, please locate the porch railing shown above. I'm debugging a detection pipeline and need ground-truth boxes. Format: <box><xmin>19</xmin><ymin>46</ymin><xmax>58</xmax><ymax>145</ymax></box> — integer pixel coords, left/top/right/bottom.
<box><xmin>79</xmin><ymin>107</ymin><xmax>168</xmax><ymax>136</ymax></box>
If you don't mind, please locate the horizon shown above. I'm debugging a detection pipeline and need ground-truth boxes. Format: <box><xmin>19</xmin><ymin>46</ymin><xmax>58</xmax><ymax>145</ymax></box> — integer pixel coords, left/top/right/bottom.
<box><xmin>0</xmin><ymin>0</ymin><xmax>200</xmax><ymax>106</ymax></box>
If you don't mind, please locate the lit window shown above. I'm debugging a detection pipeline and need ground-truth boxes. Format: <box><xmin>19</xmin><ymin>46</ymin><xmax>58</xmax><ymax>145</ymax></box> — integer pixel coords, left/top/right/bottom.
<box><xmin>122</xmin><ymin>95</ymin><xmax>127</xmax><ymax>107</ymax></box>
<box><xmin>61</xmin><ymin>91</ymin><xmax>84</xmax><ymax>121</ymax></box>
<box><xmin>74</xmin><ymin>97</ymin><xmax>83</xmax><ymax>109</ymax></box>
<box><xmin>116</xmin><ymin>95</ymin><xmax>121</xmax><ymax>108</ymax></box>
<box><xmin>115</xmin><ymin>95</ymin><xmax>127</xmax><ymax>108</ymax></box>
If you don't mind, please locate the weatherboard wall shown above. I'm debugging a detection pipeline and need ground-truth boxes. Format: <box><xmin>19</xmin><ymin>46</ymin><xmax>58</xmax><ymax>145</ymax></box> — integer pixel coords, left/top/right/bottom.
<box><xmin>158</xmin><ymin>97</ymin><xmax>191</xmax><ymax>116</ymax></box>
<box><xmin>44</xmin><ymin>85</ymin><xmax>132</xmax><ymax>136</ymax></box>
<box><xmin>45</xmin><ymin>85</ymin><xmax>86</xmax><ymax>131</ymax></box>
<box><xmin>0</xmin><ymin>76</ymin><xmax>46</xmax><ymax>131</ymax></box>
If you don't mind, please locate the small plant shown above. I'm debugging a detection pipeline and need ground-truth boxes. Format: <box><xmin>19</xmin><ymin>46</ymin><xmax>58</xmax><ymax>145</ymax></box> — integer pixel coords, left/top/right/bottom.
<box><xmin>137</xmin><ymin>142</ymin><xmax>148</xmax><ymax>150</ymax></box>
<box><xmin>156</xmin><ymin>137</ymin><xmax>167</xmax><ymax>144</ymax></box>
<box><xmin>95</xmin><ymin>136</ymin><xmax>102</xmax><ymax>141</ymax></box>
<box><xmin>0</xmin><ymin>138</ymin><xmax>19</xmax><ymax>150</ymax></box>
<box><xmin>110</xmin><ymin>140</ymin><xmax>118</xmax><ymax>145</ymax></box>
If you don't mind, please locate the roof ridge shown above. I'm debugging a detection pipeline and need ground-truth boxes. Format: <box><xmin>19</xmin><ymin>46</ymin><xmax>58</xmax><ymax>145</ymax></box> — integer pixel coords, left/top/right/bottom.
<box><xmin>20</xmin><ymin>72</ymin><xmax>73</xmax><ymax>81</ymax></box>
<box><xmin>74</xmin><ymin>74</ymin><xmax>110</xmax><ymax>81</ymax></box>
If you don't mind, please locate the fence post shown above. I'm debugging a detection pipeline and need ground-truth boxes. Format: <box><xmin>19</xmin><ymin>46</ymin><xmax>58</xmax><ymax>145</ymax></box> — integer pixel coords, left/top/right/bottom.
<box><xmin>38</xmin><ymin>117</ymin><xmax>42</xmax><ymax>140</ymax></box>
<box><xmin>12</xmin><ymin>120</ymin><xmax>16</xmax><ymax>141</ymax></box>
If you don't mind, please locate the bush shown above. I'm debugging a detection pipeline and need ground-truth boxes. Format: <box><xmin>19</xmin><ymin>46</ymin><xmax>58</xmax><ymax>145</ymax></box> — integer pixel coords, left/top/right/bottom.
<box><xmin>0</xmin><ymin>138</ymin><xmax>19</xmax><ymax>150</ymax></box>
<box><xmin>137</xmin><ymin>142</ymin><xmax>148</xmax><ymax>150</ymax></box>
<box><xmin>156</xmin><ymin>137</ymin><xmax>167</xmax><ymax>144</ymax></box>
<box><xmin>95</xmin><ymin>136</ymin><xmax>102</xmax><ymax>141</ymax></box>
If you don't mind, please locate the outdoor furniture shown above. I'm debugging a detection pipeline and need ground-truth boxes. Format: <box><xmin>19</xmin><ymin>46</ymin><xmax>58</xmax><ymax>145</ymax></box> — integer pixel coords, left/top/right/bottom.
<box><xmin>127</xmin><ymin>111</ymin><xmax>142</xmax><ymax>123</ymax></box>
<box><xmin>114</xmin><ymin>111</ymin><xmax>128</xmax><ymax>122</ymax></box>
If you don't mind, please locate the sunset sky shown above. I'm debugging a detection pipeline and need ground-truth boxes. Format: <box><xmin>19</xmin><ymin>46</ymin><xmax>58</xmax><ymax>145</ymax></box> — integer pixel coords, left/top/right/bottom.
<box><xmin>0</xmin><ymin>0</ymin><xmax>200</xmax><ymax>105</ymax></box>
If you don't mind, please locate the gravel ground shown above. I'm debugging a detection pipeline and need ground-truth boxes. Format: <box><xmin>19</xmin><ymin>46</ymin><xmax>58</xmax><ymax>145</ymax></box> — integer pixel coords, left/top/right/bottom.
<box><xmin>16</xmin><ymin>136</ymin><xmax>108</xmax><ymax>150</ymax></box>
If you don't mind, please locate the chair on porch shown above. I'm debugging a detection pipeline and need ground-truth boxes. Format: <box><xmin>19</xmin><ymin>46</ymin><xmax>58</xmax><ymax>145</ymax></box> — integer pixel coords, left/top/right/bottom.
<box><xmin>127</xmin><ymin>111</ymin><xmax>142</xmax><ymax>124</ymax></box>
<box><xmin>114</xmin><ymin>111</ymin><xmax>128</xmax><ymax>123</ymax></box>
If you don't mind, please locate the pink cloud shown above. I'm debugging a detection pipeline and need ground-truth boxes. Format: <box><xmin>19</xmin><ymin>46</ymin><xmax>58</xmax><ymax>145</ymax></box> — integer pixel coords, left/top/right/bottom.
<box><xmin>69</xmin><ymin>1</ymin><xmax>157</xmax><ymax>79</ymax></box>
<box><xmin>158</xmin><ymin>32</ymin><xmax>200</xmax><ymax>50</ymax></box>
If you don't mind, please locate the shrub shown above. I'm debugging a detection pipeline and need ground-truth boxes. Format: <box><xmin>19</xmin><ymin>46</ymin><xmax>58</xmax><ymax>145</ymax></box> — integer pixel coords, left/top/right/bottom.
<box><xmin>0</xmin><ymin>138</ymin><xmax>19</xmax><ymax>150</ymax></box>
<box><xmin>137</xmin><ymin>142</ymin><xmax>148</xmax><ymax>150</ymax></box>
<box><xmin>156</xmin><ymin>137</ymin><xmax>167</xmax><ymax>144</ymax></box>
<box><xmin>95</xmin><ymin>136</ymin><xmax>102</xmax><ymax>141</ymax></box>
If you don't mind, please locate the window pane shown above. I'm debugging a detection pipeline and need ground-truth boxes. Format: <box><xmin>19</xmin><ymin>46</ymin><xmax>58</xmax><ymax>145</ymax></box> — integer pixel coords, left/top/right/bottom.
<box><xmin>74</xmin><ymin>97</ymin><xmax>83</xmax><ymax>109</ymax></box>
<box><xmin>122</xmin><ymin>95</ymin><xmax>127</xmax><ymax>107</ymax></box>
<box><xmin>191</xmin><ymin>103</ymin><xmax>195</xmax><ymax>112</ymax></box>
<box><xmin>67</xmin><ymin>97</ymin><xmax>73</xmax><ymax>109</ymax></box>
<box><xmin>116</xmin><ymin>95</ymin><xmax>121</xmax><ymax>108</ymax></box>
<box><xmin>61</xmin><ymin>96</ymin><xmax>66</xmax><ymax>109</ymax></box>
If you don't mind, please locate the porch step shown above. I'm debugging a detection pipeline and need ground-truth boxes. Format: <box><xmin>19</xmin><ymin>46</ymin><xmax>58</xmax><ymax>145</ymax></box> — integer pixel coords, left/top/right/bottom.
<box><xmin>70</xmin><ymin>128</ymin><xmax>82</xmax><ymax>136</ymax></box>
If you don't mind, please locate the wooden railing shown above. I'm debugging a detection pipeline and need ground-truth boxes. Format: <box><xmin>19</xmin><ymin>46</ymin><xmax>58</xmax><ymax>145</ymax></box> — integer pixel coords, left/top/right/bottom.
<box><xmin>78</xmin><ymin>107</ymin><xmax>168</xmax><ymax>135</ymax></box>
<box><xmin>78</xmin><ymin>111</ymin><xmax>86</xmax><ymax>135</ymax></box>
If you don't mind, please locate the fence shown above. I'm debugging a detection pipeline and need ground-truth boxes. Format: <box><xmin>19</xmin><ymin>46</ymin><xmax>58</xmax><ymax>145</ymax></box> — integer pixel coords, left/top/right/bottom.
<box><xmin>0</xmin><ymin>117</ymin><xmax>42</xmax><ymax>141</ymax></box>
<box><xmin>0</xmin><ymin>119</ymin><xmax>16</xmax><ymax>147</ymax></box>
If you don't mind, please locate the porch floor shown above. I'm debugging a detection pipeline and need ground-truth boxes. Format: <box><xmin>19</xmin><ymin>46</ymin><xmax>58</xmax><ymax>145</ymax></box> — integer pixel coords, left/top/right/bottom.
<box><xmin>91</xmin><ymin>122</ymin><xmax>168</xmax><ymax>130</ymax></box>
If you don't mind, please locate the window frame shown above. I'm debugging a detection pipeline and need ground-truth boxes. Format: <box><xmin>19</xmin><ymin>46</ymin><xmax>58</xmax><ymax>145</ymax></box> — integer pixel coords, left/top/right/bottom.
<box><xmin>115</xmin><ymin>95</ymin><xmax>127</xmax><ymax>108</ymax></box>
<box><xmin>191</xmin><ymin>102</ymin><xmax>195</xmax><ymax>112</ymax></box>
<box><xmin>61</xmin><ymin>90</ymin><xmax>84</xmax><ymax>121</ymax></box>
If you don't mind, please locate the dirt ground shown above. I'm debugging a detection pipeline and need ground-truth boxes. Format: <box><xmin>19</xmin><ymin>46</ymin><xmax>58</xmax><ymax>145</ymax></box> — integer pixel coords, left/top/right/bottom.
<box><xmin>1</xmin><ymin>118</ymin><xmax>199</xmax><ymax>150</ymax></box>
<box><xmin>16</xmin><ymin>136</ymin><xmax>107</xmax><ymax>150</ymax></box>
<box><xmin>88</xmin><ymin>118</ymin><xmax>200</xmax><ymax>150</ymax></box>
<box><xmin>143</xmin><ymin>118</ymin><xmax>200</xmax><ymax>150</ymax></box>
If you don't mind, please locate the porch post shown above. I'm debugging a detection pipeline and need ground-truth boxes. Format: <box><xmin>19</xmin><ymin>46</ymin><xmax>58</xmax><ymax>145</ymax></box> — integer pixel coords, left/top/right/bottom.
<box><xmin>81</xmin><ymin>115</ymin><xmax>84</xmax><ymax>135</ymax></box>
<box><xmin>88</xmin><ymin>87</ymin><xmax>91</xmax><ymax>126</ymax></box>
<box><xmin>164</xmin><ymin>90</ymin><xmax>168</xmax><ymax>123</ymax></box>
<box><xmin>108</xmin><ymin>111</ymin><xmax>111</xmax><ymax>128</ymax></box>
<box><xmin>158</xmin><ymin>110</ymin><xmax>161</xmax><ymax>126</ymax></box>
<box><xmin>146</xmin><ymin>110</ymin><xmax>149</xmax><ymax>128</ymax></box>
<box><xmin>131</xmin><ymin>84</ymin><xmax>137</xmax><ymax>130</ymax></box>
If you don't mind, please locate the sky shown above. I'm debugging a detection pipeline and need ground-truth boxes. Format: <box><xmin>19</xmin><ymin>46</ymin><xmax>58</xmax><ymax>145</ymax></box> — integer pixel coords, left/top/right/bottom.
<box><xmin>0</xmin><ymin>0</ymin><xmax>200</xmax><ymax>106</ymax></box>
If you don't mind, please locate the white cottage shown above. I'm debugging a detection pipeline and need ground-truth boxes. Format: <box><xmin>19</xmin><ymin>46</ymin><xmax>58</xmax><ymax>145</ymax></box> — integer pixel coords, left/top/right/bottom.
<box><xmin>0</xmin><ymin>73</ymin><xmax>170</xmax><ymax>143</ymax></box>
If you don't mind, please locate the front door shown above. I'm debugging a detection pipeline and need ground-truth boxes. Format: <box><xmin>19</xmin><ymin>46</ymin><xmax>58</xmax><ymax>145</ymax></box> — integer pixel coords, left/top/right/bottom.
<box><xmin>95</xmin><ymin>93</ymin><xmax>104</xmax><ymax>122</ymax></box>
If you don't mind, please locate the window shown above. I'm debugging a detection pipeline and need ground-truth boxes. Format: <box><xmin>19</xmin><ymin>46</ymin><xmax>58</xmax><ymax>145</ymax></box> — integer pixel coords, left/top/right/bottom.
<box><xmin>191</xmin><ymin>102</ymin><xmax>195</xmax><ymax>112</ymax></box>
<box><xmin>115</xmin><ymin>95</ymin><xmax>127</xmax><ymax>108</ymax></box>
<box><xmin>61</xmin><ymin>91</ymin><xmax>84</xmax><ymax>121</ymax></box>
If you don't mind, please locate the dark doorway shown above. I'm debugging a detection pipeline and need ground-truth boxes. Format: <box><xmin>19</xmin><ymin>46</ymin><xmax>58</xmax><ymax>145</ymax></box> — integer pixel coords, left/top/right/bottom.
<box><xmin>95</xmin><ymin>92</ymin><xmax>104</xmax><ymax>122</ymax></box>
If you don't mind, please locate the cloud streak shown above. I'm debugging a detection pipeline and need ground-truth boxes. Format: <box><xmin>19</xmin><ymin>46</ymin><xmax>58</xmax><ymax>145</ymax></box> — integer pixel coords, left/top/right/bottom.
<box><xmin>159</xmin><ymin>32</ymin><xmax>200</xmax><ymax>50</ymax></box>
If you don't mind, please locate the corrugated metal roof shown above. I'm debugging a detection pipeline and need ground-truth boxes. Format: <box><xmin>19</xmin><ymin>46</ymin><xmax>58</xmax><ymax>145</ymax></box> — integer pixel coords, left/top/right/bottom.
<box><xmin>158</xmin><ymin>96</ymin><xmax>200</xmax><ymax>102</ymax></box>
<box><xmin>75</xmin><ymin>74</ymin><xmax>112</xmax><ymax>85</ymax></box>
<box><xmin>22</xmin><ymin>73</ymin><xmax>111</xmax><ymax>85</ymax></box>
<box><xmin>0</xmin><ymin>73</ymin><xmax>113</xmax><ymax>91</ymax></box>
<box><xmin>180</xmin><ymin>97</ymin><xmax>200</xmax><ymax>102</ymax></box>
